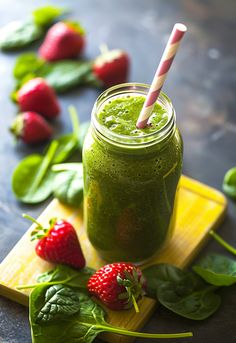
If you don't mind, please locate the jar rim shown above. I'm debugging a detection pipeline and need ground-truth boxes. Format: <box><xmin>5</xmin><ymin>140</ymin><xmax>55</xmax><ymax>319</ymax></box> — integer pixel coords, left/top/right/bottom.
<box><xmin>91</xmin><ymin>83</ymin><xmax>176</xmax><ymax>148</ymax></box>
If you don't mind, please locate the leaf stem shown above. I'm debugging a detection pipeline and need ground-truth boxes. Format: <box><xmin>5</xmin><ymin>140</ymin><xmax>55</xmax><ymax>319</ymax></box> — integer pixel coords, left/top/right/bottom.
<box><xmin>29</xmin><ymin>140</ymin><xmax>58</xmax><ymax>191</ymax></box>
<box><xmin>16</xmin><ymin>276</ymin><xmax>74</xmax><ymax>290</ymax></box>
<box><xmin>96</xmin><ymin>324</ymin><xmax>193</xmax><ymax>339</ymax></box>
<box><xmin>209</xmin><ymin>230</ymin><xmax>236</xmax><ymax>255</ymax></box>
<box><xmin>68</xmin><ymin>105</ymin><xmax>80</xmax><ymax>139</ymax></box>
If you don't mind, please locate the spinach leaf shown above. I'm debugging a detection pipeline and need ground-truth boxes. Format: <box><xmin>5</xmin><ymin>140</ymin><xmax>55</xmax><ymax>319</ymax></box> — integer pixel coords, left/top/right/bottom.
<box><xmin>0</xmin><ymin>20</ymin><xmax>43</xmax><ymax>50</ymax></box>
<box><xmin>18</xmin><ymin>265</ymin><xmax>95</xmax><ymax>291</ymax></box>
<box><xmin>36</xmin><ymin>284</ymin><xmax>80</xmax><ymax>323</ymax></box>
<box><xmin>0</xmin><ymin>6</ymin><xmax>67</xmax><ymax>51</ymax></box>
<box><xmin>12</xmin><ymin>53</ymin><xmax>96</xmax><ymax>96</ymax></box>
<box><xmin>142</xmin><ymin>263</ymin><xmax>184</xmax><ymax>298</ymax></box>
<box><xmin>37</xmin><ymin>265</ymin><xmax>95</xmax><ymax>289</ymax></box>
<box><xmin>12</xmin><ymin>141</ymin><xmax>58</xmax><ymax>204</ymax></box>
<box><xmin>223</xmin><ymin>167</ymin><xmax>236</xmax><ymax>199</ymax></box>
<box><xmin>51</xmin><ymin>134</ymin><xmax>79</xmax><ymax>164</ymax></box>
<box><xmin>30</xmin><ymin>288</ymin><xmax>193</xmax><ymax>342</ymax></box>
<box><xmin>53</xmin><ymin>167</ymin><xmax>84</xmax><ymax>207</ymax></box>
<box><xmin>143</xmin><ymin>264</ymin><xmax>221</xmax><ymax>320</ymax></box>
<box><xmin>13</xmin><ymin>53</ymin><xmax>47</xmax><ymax>81</ymax></box>
<box><xmin>11</xmin><ymin>107</ymin><xmax>80</xmax><ymax>204</ymax></box>
<box><xmin>51</xmin><ymin>106</ymin><xmax>80</xmax><ymax>164</ymax></box>
<box><xmin>32</xmin><ymin>6</ymin><xmax>67</xmax><ymax>27</ymax></box>
<box><xmin>44</xmin><ymin>61</ymin><xmax>92</xmax><ymax>93</ymax></box>
<box><xmin>52</xmin><ymin>164</ymin><xmax>83</xmax><ymax>207</ymax></box>
<box><xmin>193</xmin><ymin>254</ymin><xmax>236</xmax><ymax>286</ymax></box>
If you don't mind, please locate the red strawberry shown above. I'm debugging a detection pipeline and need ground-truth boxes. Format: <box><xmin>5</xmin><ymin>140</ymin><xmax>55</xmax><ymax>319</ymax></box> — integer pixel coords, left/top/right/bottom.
<box><xmin>17</xmin><ymin>78</ymin><xmax>60</xmax><ymax>119</ymax></box>
<box><xmin>10</xmin><ymin>111</ymin><xmax>53</xmax><ymax>144</ymax></box>
<box><xmin>24</xmin><ymin>214</ymin><xmax>85</xmax><ymax>270</ymax></box>
<box><xmin>39</xmin><ymin>21</ymin><xmax>85</xmax><ymax>61</ymax></box>
<box><xmin>93</xmin><ymin>46</ymin><xmax>130</xmax><ymax>88</ymax></box>
<box><xmin>87</xmin><ymin>262</ymin><xmax>146</xmax><ymax>311</ymax></box>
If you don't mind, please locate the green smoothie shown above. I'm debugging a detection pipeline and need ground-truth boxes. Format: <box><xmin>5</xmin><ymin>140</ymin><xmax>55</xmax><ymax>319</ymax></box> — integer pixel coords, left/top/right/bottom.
<box><xmin>83</xmin><ymin>85</ymin><xmax>183</xmax><ymax>262</ymax></box>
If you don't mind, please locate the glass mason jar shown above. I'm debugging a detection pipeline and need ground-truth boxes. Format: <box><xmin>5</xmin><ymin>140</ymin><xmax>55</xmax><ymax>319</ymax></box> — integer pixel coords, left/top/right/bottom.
<box><xmin>83</xmin><ymin>83</ymin><xmax>183</xmax><ymax>263</ymax></box>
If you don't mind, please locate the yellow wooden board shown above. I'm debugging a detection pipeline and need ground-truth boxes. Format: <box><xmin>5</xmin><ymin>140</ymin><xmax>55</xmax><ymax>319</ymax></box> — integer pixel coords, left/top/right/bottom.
<box><xmin>0</xmin><ymin>175</ymin><xmax>227</xmax><ymax>343</ymax></box>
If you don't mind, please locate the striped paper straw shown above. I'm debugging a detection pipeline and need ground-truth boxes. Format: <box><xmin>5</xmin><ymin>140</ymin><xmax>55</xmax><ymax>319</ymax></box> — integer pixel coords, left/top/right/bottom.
<box><xmin>136</xmin><ymin>23</ymin><xmax>187</xmax><ymax>129</ymax></box>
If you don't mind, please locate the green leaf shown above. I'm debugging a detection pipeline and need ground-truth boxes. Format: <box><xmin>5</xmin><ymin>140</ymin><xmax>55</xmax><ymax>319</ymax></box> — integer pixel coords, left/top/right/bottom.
<box><xmin>18</xmin><ymin>265</ymin><xmax>95</xmax><ymax>291</ymax></box>
<box><xmin>64</xmin><ymin>21</ymin><xmax>85</xmax><ymax>35</ymax></box>
<box><xmin>36</xmin><ymin>284</ymin><xmax>80</xmax><ymax>323</ymax></box>
<box><xmin>223</xmin><ymin>167</ymin><xmax>236</xmax><ymax>199</ymax></box>
<box><xmin>12</xmin><ymin>54</ymin><xmax>98</xmax><ymax>98</ymax></box>
<box><xmin>12</xmin><ymin>141</ymin><xmax>58</xmax><ymax>204</ymax></box>
<box><xmin>143</xmin><ymin>263</ymin><xmax>221</xmax><ymax>320</ymax></box>
<box><xmin>142</xmin><ymin>263</ymin><xmax>184</xmax><ymax>298</ymax></box>
<box><xmin>11</xmin><ymin>108</ymin><xmax>80</xmax><ymax>204</ymax></box>
<box><xmin>30</xmin><ymin>288</ymin><xmax>193</xmax><ymax>343</ymax></box>
<box><xmin>13</xmin><ymin>53</ymin><xmax>47</xmax><ymax>81</ymax></box>
<box><xmin>193</xmin><ymin>254</ymin><xmax>236</xmax><ymax>286</ymax></box>
<box><xmin>52</xmin><ymin>165</ymin><xmax>83</xmax><ymax>207</ymax></box>
<box><xmin>33</xmin><ymin>6</ymin><xmax>67</xmax><ymax>27</ymax></box>
<box><xmin>51</xmin><ymin>134</ymin><xmax>79</xmax><ymax>164</ymax></box>
<box><xmin>44</xmin><ymin>61</ymin><xmax>92</xmax><ymax>93</ymax></box>
<box><xmin>0</xmin><ymin>20</ymin><xmax>43</xmax><ymax>50</ymax></box>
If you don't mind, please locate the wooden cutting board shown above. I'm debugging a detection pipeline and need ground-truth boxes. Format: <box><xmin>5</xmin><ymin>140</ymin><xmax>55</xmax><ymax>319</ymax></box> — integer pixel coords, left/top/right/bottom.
<box><xmin>0</xmin><ymin>175</ymin><xmax>227</xmax><ymax>343</ymax></box>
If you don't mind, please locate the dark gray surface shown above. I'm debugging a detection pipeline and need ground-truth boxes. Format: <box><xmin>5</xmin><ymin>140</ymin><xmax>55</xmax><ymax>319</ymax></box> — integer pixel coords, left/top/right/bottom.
<box><xmin>0</xmin><ymin>0</ymin><xmax>236</xmax><ymax>342</ymax></box>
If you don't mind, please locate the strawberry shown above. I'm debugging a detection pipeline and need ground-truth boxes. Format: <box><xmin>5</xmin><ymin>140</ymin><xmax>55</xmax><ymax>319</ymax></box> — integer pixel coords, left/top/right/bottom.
<box><xmin>92</xmin><ymin>46</ymin><xmax>130</xmax><ymax>88</ymax></box>
<box><xmin>87</xmin><ymin>262</ymin><xmax>146</xmax><ymax>311</ymax></box>
<box><xmin>39</xmin><ymin>21</ymin><xmax>85</xmax><ymax>61</ymax></box>
<box><xmin>10</xmin><ymin>111</ymin><xmax>53</xmax><ymax>144</ymax></box>
<box><xmin>24</xmin><ymin>214</ymin><xmax>85</xmax><ymax>270</ymax></box>
<box><xmin>17</xmin><ymin>78</ymin><xmax>60</xmax><ymax>119</ymax></box>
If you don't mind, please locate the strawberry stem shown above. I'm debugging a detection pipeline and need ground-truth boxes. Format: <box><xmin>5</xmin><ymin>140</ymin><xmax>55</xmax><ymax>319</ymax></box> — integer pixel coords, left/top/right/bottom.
<box><xmin>94</xmin><ymin>324</ymin><xmax>193</xmax><ymax>339</ymax></box>
<box><xmin>22</xmin><ymin>214</ymin><xmax>43</xmax><ymax>229</ymax></box>
<box><xmin>209</xmin><ymin>230</ymin><xmax>236</xmax><ymax>255</ymax></box>
<box><xmin>131</xmin><ymin>294</ymin><xmax>139</xmax><ymax>313</ymax></box>
<box><xmin>99</xmin><ymin>43</ymin><xmax>109</xmax><ymax>55</ymax></box>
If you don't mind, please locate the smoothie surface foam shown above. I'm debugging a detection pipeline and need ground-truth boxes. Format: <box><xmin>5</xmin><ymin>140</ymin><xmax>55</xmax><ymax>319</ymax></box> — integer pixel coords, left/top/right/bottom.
<box><xmin>97</xmin><ymin>95</ymin><xmax>169</xmax><ymax>136</ymax></box>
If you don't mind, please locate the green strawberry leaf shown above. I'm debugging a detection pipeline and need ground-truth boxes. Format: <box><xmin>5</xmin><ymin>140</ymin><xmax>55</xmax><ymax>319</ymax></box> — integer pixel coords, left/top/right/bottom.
<box><xmin>64</xmin><ymin>20</ymin><xmax>85</xmax><ymax>35</ymax></box>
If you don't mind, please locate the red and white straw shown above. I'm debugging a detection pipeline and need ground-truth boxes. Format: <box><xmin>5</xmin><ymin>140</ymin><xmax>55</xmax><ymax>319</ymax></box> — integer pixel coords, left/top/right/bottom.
<box><xmin>136</xmin><ymin>23</ymin><xmax>187</xmax><ymax>129</ymax></box>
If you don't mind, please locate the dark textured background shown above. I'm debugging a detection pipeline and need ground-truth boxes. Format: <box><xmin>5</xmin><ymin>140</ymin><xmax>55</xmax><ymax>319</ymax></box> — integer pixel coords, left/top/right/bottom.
<box><xmin>0</xmin><ymin>0</ymin><xmax>236</xmax><ymax>342</ymax></box>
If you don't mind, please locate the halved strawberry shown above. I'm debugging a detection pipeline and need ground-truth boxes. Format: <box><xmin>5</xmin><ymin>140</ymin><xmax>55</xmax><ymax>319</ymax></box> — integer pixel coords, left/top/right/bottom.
<box><xmin>39</xmin><ymin>21</ymin><xmax>85</xmax><ymax>61</ymax></box>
